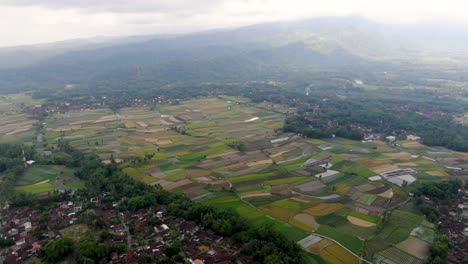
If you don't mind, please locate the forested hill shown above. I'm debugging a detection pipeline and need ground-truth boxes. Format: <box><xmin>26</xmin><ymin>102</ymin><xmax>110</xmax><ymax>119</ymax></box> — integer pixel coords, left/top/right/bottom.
<box><xmin>1</xmin><ymin>16</ymin><xmax>468</xmax><ymax>94</ymax></box>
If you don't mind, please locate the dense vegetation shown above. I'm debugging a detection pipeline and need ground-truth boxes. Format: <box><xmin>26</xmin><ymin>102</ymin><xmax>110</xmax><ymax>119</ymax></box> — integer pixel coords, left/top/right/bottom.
<box><xmin>0</xmin><ymin>144</ymin><xmax>35</xmax><ymax>205</ymax></box>
<box><xmin>278</xmin><ymin>85</ymin><xmax>468</xmax><ymax>151</ymax></box>
<box><xmin>412</xmin><ymin>180</ymin><xmax>462</xmax><ymax>263</ymax></box>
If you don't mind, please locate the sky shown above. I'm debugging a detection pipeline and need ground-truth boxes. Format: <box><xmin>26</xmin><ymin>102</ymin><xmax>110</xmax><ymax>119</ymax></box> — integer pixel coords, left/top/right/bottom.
<box><xmin>1</xmin><ymin>0</ymin><xmax>468</xmax><ymax>47</ymax></box>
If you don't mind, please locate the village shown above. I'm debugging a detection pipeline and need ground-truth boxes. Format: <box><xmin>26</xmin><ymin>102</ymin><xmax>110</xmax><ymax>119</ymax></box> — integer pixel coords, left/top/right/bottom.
<box><xmin>0</xmin><ymin>194</ymin><xmax>251</xmax><ymax>264</ymax></box>
<box><xmin>435</xmin><ymin>188</ymin><xmax>468</xmax><ymax>262</ymax></box>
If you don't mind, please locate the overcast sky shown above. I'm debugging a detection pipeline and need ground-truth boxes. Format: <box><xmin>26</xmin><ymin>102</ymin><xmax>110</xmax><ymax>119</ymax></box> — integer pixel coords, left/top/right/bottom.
<box><xmin>1</xmin><ymin>0</ymin><xmax>468</xmax><ymax>47</ymax></box>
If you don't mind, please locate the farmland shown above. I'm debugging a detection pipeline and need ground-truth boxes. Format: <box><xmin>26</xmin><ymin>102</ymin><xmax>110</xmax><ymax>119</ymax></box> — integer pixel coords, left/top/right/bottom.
<box><xmin>2</xmin><ymin>95</ymin><xmax>467</xmax><ymax>263</ymax></box>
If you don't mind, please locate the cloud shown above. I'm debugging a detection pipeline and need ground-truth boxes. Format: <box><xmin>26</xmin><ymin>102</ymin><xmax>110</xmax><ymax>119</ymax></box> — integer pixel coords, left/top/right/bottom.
<box><xmin>0</xmin><ymin>0</ymin><xmax>224</xmax><ymax>13</ymax></box>
<box><xmin>1</xmin><ymin>0</ymin><xmax>468</xmax><ymax>47</ymax></box>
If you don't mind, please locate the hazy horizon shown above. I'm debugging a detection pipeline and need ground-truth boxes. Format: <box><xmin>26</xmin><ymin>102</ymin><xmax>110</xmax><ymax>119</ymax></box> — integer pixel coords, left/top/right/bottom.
<box><xmin>1</xmin><ymin>0</ymin><xmax>468</xmax><ymax>47</ymax></box>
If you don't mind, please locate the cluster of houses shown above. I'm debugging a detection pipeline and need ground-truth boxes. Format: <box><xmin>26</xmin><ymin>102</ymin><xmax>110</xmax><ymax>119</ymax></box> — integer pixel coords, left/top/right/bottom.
<box><xmin>0</xmin><ymin>197</ymin><xmax>252</xmax><ymax>264</ymax></box>
<box><xmin>97</xmin><ymin>203</ymin><xmax>249</xmax><ymax>264</ymax></box>
<box><xmin>1</xmin><ymin>207</ymin><xmax>43</xmax><ymax>263</ymax></box>
<box><xmin>435</xmin><ymin>189</ymin><xmax>468</xmax><ymax>263</ymax></box>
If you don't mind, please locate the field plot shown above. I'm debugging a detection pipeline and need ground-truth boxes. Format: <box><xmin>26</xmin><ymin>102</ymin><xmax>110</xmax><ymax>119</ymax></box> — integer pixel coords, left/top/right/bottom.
<box><xmin>259</xmin><ymin>198</ymin><xmax>314</xmax><ymax>222</ymax></box>
<box><xmin>319</xmin><ymin>243</ymin><xmax>359</xmax><ymax>264</ymax></box>
<box><xmin>203</xmin><ymin>193</ymin><xmax>308</xmax><ymax>242</ymax></box>
<box><xmin>316</xmin><ymin>225</ymin><xmax>363</xmax><ymax>254</ymax></box>
<box><xmin>396</xmin><ymin>236</ymin><xmax>429</xmax><ymax>259</ymax></box>
<box><xmin>300</xmin><ymin>235</ymin><xmax>359</xmax><ymax>264</ymax></box>
<box><xmin>304</xmin><ymin>203</ymin><xmax>344</xmax><ymax>216</ymax></box>
<box><xmin>122</xmin><ymin>167</ymin><xmax>158</xmax><ymax>184</ymax></box>
<box><xmin>292</xmin><ymin>214</ymin><xmax>320</xmax><ymax>231</ymax></box>
<box><xmin>410</xmin><ymin>222</ymin><xmax>435</xmax><ymax>243</ymax></box>
<box><xmin>60</xmin><ymin>224</ymin><xmax>89</xmax><ymax>242</ymax></box>
<box><xmin>33</xmin><ymin>96</ymin><xmax>467</xmax><ymax>262</ymax></box>
<box><xmin>16</xmin><ymin>165</ymin><xmax>74</xmax><ymax>185</ymax></box>
<box><xmin>346</xmin><ymin>216</ymin><xmax>376</xmax><ymax>227</ymax></box>
<box><xmin>0</xmin><ymin>94</ymin><xmax>43</xmax><ymax>138</ymax></box>
<box><xmin>367</xmin><ymin>209</ymin><xmax>423</xmax><ymax>259</ymax></box>
<box><xmin>0</xmin><ymin>103</ymin><xmax>36</xmax><ymax>143</ymax></box>
<box><xmin>15</xmin><ymin>165</ymin><xmax>81</xmax><ymax>193</ymax></box>
<box><xmin>357</xmin><ymin>194</ymin><xmax>377</xmax><ymax>205</ymax></box>
<box><xmin>375</xmin><ymin>247</ymin><xmax>424</xmax><ymax>264</ymax></box>
<box><xmin>15</xmin><ymin>182</ymin><xmax>54</xmax><ymax>194</ymax></box>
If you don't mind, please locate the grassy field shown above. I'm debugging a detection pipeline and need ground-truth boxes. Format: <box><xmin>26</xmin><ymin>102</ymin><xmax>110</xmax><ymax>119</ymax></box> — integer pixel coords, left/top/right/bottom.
<box><xmin>304</xmin><ymin>203</ymin><xmax>345</xmax><ymax>216</ymax></box>
<box><xmin>316</xmin><ymin>225</ymin><xmax>363</xmax><ymax>254</ymax></box>
<box><xmin>203</xmin><ymin>193</ymin><xmax>308</xmax><ymax>241</ymax></box>
<box><xmin>264</xmin><ymin>176</ymin><xmax>305</xmax><ymax>186</ymax></box>
<box><xmin>320</xmin><ymin>243</ymin><xmax>359</xmax><ymax>264</ymax></box>
<box><xmin>16</xmin><ymin>165</ymin><xmax>75</xmax><ymax>186</ymax></box>
<box><xmin>376</xmin><ymin>210</ymin><xmax>423</xmax><ymax>245</ymax></box>
<box><xmin>357</xmin><ymin>193</ymin><xmax>378</xmax><ymax>205</ymax></box>
<box><xmin>229</xmin><ymin>172</ymin><xmax>277</xmax><ymax>184</ymax></box>
<box><xmin>122</xmin><ymin>167</ymin><xmax>157</xmax><ymax>184</ymax></box>
<box><xmin>15</xmin><ymin>182</ymin><xmax>54</xmax><ymax>193</ymax></box>
<box><xmin>348</xmin><ymin>210</ymin><xmax>381</xmax><ymax>224</ymax></box>
<box><xmin>333</xmin><ymin>160</ymin><xmax>376</xmax><ymax>177</ymax></box>
<box><xmin>60</xmin><ymin>224</ymin><xmax>89</xmax><ymax>242</ymax></box>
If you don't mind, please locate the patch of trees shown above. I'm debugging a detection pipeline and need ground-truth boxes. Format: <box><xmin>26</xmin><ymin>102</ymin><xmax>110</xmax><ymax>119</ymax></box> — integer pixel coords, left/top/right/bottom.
<box><xmin>0</xmin><ymin>144</ymin><xmax>35</xmax><ymax>206</ymax></box>
<box><xmin>226</xmin><ymin>140</ymin><xmax>246</xmax><ymax>152</ymax></box>
<box><xmin>413</xmin><ymin>179</ymin><xmax>461</xmax><ymax>222</ymax></box>
<box><xmin>38</xmin><ymin>234</ymin><xmax>108</xmax><ymax>264</ymax></box>
<box><xmin>283</xmin><ymin>94</ymin><xmax>467</xmax><ymax>152</ymax></box>
<box><xmin>413</xmin><ymin>179</ymin><xmax>461</xmax><ymax>202</ymax></box>
<box><xmin>428</xmin><ymin>234</ymin><xmax>450</xmax><ymax>264</ymax></box>
<box><xmin>284</xmin><ymin>114</ymin><xmax>363</xmax><ymax>140</ymax></box>
<box><xmin>0</xmin><ymin>237</ymin><xmax>13</xmax><ymax>248</ymax></box>
<box><xmin>412</xmin><ymin>180</ymin><xmax>461</xmax><ymax>263</ymax></box>
<box><xmin>40</xmin><ymin>237</ymin><xmax>74</xmax><ymax>262</ymax></box>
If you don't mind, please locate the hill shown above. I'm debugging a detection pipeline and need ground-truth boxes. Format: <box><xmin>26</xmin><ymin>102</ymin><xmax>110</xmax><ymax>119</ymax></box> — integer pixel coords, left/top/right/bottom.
<box><xmin>1</xmin><ymin>16</ymin><xmax>468</xmax><ymax>94</ymax></box>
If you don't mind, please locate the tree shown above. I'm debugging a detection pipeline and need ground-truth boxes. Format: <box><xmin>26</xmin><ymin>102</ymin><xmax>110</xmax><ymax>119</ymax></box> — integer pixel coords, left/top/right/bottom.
<box><xmin>163</xmin><ymin>241</ymin><xmax>181</xmax><ymax>258</ymax></box>
<box><xmin>25</xmin><ymin>258</ymin><xmax>43</xmax><ymax>264</ymax></box>
<box><xmin>76</xmin><ymin>235</ymin><xmax>108</xmax><ymax>264</ymax></box>
<box><xmin>429</xmin><ymin>234</ymin><xmax>450</xmax><ymax>262</ymax></box>
<box><xmin>41</xmin><ymin>237</ymin><xmax>74</xmax><ymax>262</ymax></box>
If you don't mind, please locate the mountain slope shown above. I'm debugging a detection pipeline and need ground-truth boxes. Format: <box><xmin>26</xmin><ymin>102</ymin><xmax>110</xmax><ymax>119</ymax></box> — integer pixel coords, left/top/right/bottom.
<box><xmin>1</xmin><ymin>16</ymin><xmax>468</xmax><ymax>94</ymax></box>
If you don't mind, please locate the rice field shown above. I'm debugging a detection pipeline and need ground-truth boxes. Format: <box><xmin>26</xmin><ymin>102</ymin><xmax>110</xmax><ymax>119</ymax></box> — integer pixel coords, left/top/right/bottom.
<box><xmin>15</xmin><ymin>182</ymin><xmax>54</xmax><ymax>193</ymax></box>
<box><xmin>303</xmin><ymin>203</ymin><xmax>345</xmax><ymax>216</ymax></box>
<box><xmin>4</xmin><ymin>95</ymin><xmax>465</xmax><ymax>262</ymax></box>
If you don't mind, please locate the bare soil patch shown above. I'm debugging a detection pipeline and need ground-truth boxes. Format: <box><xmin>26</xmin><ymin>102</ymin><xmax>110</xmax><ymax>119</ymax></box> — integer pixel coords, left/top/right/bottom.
<box><xmin>401</xmin><ymin>141</ymin><xmax>424</xmax><ymax>148</ymax></box>
<box><xmin>371</xmin><ymin>164</ymin><xmax>399</xmax><ymax>174</ymax></box>
<box><xmin>378</xmin><ymin>188</ymin><xmax>394</xmax><ymax>198</ymax></box>
<box><xmin>240</xmin><ymin>192</ymin><xmax>272</xmax><ymax>199</ymax></box>
<box><xmin>359</xmin><ymin>159</ymin><xmax>385</xmax><ymax>168</ymax></box>
<box><xmin>247</xmin><ymin>159</ymin><xmax>272</xmax><ymax>167</ymax></box>
<box><xmin>397</xmin><ymin>162</ymin><xmax>418</xmax><ymax>166</ymax></box>
<box><xmin>346</xmin><ymin>215</ymin><xmax>376</xmax><ymax>227</ymax></box>
<box><xmin>303</xmin><ymin>203</ymin><xmax>344</xmax><ymax>216</ymax></box>
<box><xmin>294</xmin><ymin>214</ymin><xmax>320</xmax><ymax>229</ymax></box>
<box><xmin>33</xmin><ymin>179</ymin><xmax>50</xmax><ymax>185</ymax></box>
<box><xmin>384</xmin><ymin>152</ymin><xmax>412</xmax><ymax>159</ymax></box>
<box><xmin>426</xmin><ymin>171</ymin><xmax>445</xmax><ymax>176</ymax></box>
<box><xmin>306</xmin><ymin>239</ymin><xmax>333</xmax><ymax>254</ymax></box>
<box><xmin>136</xmin><ymin>121</ymin><xmax>148</xmax><ymax>127</ymax></box>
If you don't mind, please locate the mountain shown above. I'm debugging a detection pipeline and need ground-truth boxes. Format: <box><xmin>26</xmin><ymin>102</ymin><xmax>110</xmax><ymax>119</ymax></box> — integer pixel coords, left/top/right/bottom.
<box><xmin>0</xmin><ymin>35</ymin><xmax>158</xmax><ymax>69</ymax></box>
<box><xmin>1</xmin><ymin>16</ymin><xmax>468</xmax><ymax>94</ymax></box>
